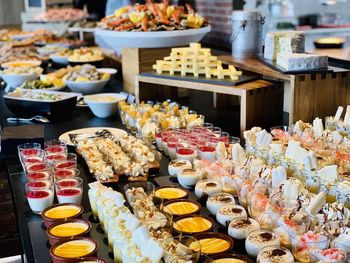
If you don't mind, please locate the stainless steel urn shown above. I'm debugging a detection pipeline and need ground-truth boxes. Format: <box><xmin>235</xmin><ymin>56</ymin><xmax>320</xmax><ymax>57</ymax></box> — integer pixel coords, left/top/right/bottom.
<box><xmin>231</xmin><ymin>11</ymin><xmax>265</xmax><ymax>58</ymax></box>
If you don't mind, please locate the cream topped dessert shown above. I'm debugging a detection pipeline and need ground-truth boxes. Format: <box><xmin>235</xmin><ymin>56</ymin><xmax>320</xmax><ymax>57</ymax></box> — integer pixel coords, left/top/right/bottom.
<box><xmin>206</xmin><ymin>192</ymin><xmax>235</xmax><ymax>215</ymax></box>
<box><xmin>334</xmin><ymin>227</ymin><xmax>350</xmax><ymax>252</ymax></box>
<box><xmin>26</xmin><ymin>182</ymin><xmax>54</xmax><ymax>214</ymax></box>
<box><xmin>216</xmin><ymin>204</ymin><xmax>247</xmax><ymax>226</ymax></box>
<box><xmin>195</xmin><ymin>179</ymin><xmax>222</xmax><ymax>199</ymax></box>
<box><xmin>310</xmin><ymin>248</ymin><xmax>346</xmax><ymax>263</ymax></box>
<box><xmin>245</xmin><ymin>230</ymin><xmax>280</xmax><ymax>257</ymax></box>
<box><xmin>257</xmin><ymin>246</ymin><xmax>294</xmax><ymax>263</ymax></box>
<box><xmin>228</xmin><ymin>217</ymin><xmax>261</xmax><ymax>240</ymax></box>
<box><xmin>168</xmin><ymin>159</ymin><xmax>192</xmax><ymax>177</ymax></box>
<box><xmin>178</xmin><ymin>169</ymin><xmax>202</xmax><ymax>188</ymax></box>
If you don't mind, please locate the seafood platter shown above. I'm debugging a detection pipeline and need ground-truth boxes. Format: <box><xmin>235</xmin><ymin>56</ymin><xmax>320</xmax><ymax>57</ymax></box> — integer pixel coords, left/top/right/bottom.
<box><xmin>94</xmin><ymin>1</ymin><xmax>211</xmax><ymax>48</ymax></box>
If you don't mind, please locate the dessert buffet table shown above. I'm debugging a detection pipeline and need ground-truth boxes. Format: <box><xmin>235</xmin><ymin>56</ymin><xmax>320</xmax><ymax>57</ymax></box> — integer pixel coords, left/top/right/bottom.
<box><xmin>219</xmin><ymin>56</ymin><xmax>350</xmax><ymax>126</ymax></box>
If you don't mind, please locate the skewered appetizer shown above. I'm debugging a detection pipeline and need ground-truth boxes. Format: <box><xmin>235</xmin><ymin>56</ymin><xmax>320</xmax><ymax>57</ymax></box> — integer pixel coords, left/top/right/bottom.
<box><xmin>99</xmin><ymin>0</ymin><xmax>208</xmax><ymax>32</ymax></box>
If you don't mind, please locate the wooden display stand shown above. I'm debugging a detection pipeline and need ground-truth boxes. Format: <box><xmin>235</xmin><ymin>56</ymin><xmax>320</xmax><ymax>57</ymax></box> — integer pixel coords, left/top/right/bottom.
<box><xmin>219</xmin><ymin>56</ymin><xmax>350</xmax><ymax>125</ymax></box>
<box><xmin>135</xmin><ymin>76</ymin><xmax>283</xmax><ymax>135</ymax></box>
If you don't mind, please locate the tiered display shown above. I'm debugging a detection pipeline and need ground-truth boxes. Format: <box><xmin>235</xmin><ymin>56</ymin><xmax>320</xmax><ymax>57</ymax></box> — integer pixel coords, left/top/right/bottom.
<box><xmin>153</xmin><ymin>43</ymin><xmax>243</xmax><ymax>80</ymax></box>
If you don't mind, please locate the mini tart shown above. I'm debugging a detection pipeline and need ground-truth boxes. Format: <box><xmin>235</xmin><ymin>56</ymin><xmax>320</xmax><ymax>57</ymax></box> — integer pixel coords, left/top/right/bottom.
<box><xmin>42</xmin><ymin>203</ymin><xmax>83</xmax><ymax>228</ymax></box>
<box><xmin>211</xmin><ymin>253</ymin><xmax>254</xmax><ymax>263</ymax></box>
<box><xmin>164</xmin><ymin>199</ymin><xmax>201</xmax><ymax>216</ymax></box>
<box><xmin>47</xmin><ymin>219</ymin><xmax>92</xmax><ymax>246</ymax></box>
<box><xmin>192</xmin><ymin>232</ymin><xmax>234</xmax><ymax>255</ymax></box>
<box><xmin>154</xmin><ymin>186</ymin><xmax>189</xmax><ymax>201</ymax></box>
<box><xmin>173</xmin><ymin>214</ymin><xmax>215</xmax><ymax>235</ymax></box>
<box><xmin>50</xmin><ymin>237</ymin><xmax>99</xmax><ymax>263</ymax></box>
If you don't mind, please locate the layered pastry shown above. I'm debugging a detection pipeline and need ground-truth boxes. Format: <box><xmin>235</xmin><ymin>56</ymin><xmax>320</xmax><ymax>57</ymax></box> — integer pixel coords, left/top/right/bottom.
<box><xmin>168</xmin><ymin>159</ymin><xmax>192</xmax><ymax>177</ymax></box>
<box><xmin>174</xmin><ymin>215</ymin><xmax>214</xmax><ymax>234</ymax></box>
<box><xmin>206</xmin><ymin>193</ymin><xmax>235</xmax><ymax>215</ymax></box>
<box><xmin>195</xmin><ymin>179</ymin><xmax>223</xmax><ymax>199</ymax></box>
<box><xmin>216</xmin><ymin>204</ymin><xmax>247</xmax><ymax>226</ymax></box>
<box><xmin>88</xmin><ymin>182</ymin><xmax>109</xmax><ymax>217</ymax></box>
<box><xmin>178</xmin><ymin>169</ymin><xmax>202</xmax><ymax>188</ymax></box>
<box><xmin>245</xmin><ymin>230</ymin><xmax>280</xmax><ymax>257</ymax></box>
<box><xmin>164</xmin><ymin>200</ymin><xmax>201</xmax><ymax>216</ymax></box>
<box><xmin>154</xmin><ymin>187</ymin><xmax>188</xmax><ymax>200</ymax></box>
<box><xmin>228</xmin><ymin>217</ymin><xmax>261</xmax><ymax>240</ymax></box>
<box><xmin>257</xmin><ymin>245</ymin><xmax>294</xmax><ymax>263</ymax></box>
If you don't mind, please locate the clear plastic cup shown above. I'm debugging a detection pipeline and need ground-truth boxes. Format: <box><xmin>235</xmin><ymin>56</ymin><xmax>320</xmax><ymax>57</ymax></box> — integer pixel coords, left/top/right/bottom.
<box><xmin>55</xmin><ymin>177</ymin><xmax>83</xmax><ymax>205</ymax></box>
<box><xmin>25</xmin><ymin>180</ymin><xmax>54</xmax><ymax>214</ymax></box>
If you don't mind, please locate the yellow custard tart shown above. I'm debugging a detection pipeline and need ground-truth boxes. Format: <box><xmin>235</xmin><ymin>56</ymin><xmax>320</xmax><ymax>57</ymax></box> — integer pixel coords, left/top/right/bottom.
<box><xmin>211</xmin><ymin>253</ymin><xmax>254</xmax><ymax>263</ymax></box>
<box><xmin>42</xmin><ymin>203</ymin><xmax>83</xmax><ymax>228</ymax></box>
<box><xmin>50</xmin><ymin>238</ymin><xmax>98</xmax><ymax>262</ymax></box>
<box><xmin>164</xmin><ymin>199</ymin><xmax>201</xmax><ymax>216</ymax></box>
<box><xmin>155</xmin><ymin>186</ymin><xmax>189</xmax><ymax>200</ymax></box>
<box><xmin>174</xmin><ymin>215</ymin><xmax>214</xmax><ymax>234</ymax></box>
<box><xmin>192</xmin><ymin>233</ymin><xmax>234</xmax><ymax>255</ymax></box>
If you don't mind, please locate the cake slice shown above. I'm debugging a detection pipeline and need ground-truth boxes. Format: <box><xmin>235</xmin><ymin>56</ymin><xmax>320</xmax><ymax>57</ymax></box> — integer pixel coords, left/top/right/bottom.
<box><xmin>276</xmin><ymin>53</ymin><xmax>328</xmax><ymax>71</ymax></box>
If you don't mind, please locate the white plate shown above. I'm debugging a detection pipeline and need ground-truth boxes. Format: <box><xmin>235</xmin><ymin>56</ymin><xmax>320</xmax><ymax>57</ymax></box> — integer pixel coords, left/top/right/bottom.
<box><xmin>94</xmin><ymin>26</ymin><xmax>211</xmax><ymax>49</ymax></box>
<box><xmin>59</xmin><ymin>127</ymin><xmax>127</xmax><ymax>146</ymax></box>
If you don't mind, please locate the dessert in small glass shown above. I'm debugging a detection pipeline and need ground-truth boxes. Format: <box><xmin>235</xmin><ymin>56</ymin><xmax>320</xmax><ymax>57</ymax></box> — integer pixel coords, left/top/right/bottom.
<box><xmin>289</xmin><ymin>230</ymin><xmax>329</xmax><ymax>263</ymax></box>
<box><xmin>25</xmin><ymin>161</ymin><xmax>51</xmax><ymax>174</ymax></box>
<box><xmin>309</xmin><ymin>247</ymin><xmax>346</xmax><ymax>263</ymax></box>
<box><xmin>206</xmin><ymin>192</ymin><xmax>235</xmax><ymax>216</ymax></box>
<box><xmin>45</xmin><ymin>139</ymin><xmax>67</xmax><ymax>156</ymax></box>
<box><xmin>228</xmin><ymin>217</ymin><xmax>261</xmax><ymax>240</ymax></box>
<box><xmin>167</xmin><ymin>136</ymin><xmax>181</xmax><ymax>160</ymax></box>
<box><xmin>245</xmin><ymin>230</ymin><xmax>280</xmax><ymax>258</ymax></box>
<box><xmin>17</xmin><ymin>142</ymin><xmax>41</xmax><ymax>162</ymax></box>
<box><xmin>168</xmin><ymin>159</ymin><xmax>192</xmax><ymax>179</ymax></box>
<box><xmin>21</xmin><ymin>148</ymin><xmax>46</xmax><ymax>167</ymax></box>
<box><xmin>197</xmin><ymin>144</ymin><xmax>216</xmax><ymax>161</ymax></box>
<box><xmin>216</xmin><ymin>204</ymin><xmax>247</xmax><ymax>226</ymax></box>
<box><xmin>53</xmin><ymin>153</ymin><xmax>77</xmax><ymax>170</ymax></box>
<box><xmin>54</xmin><ymin>168</ymin><xmax>80</xmax><ymax>181</ymax></box>
<box><xmin>55</xmin><ymin>177</ymin><xmax>83</xmax><ymax>204</ymax></box>
<box><xmin>257</xmin><ymin>245</ymin><xmax>294</xmax><ymax>263</ymax></box>
<box><xmin>195</xmin><ymin>179</ymin><xmax>222</xmax><ymax>200</ymax></box>
<box><xmin>164</xmin><ymin>235</ymin><xmax>202</xmax><ymax>263</ymax></box>
<box><xmin>26</xmin><ymin>180</ymin><xmax>54</xmax><ymax>214</ymax></box>
<box><xmin>124</xmin><ymin>182</ymin><xmax>155</xmax><ymax>206</ymax></box>
<box><xmin>176</xmin><ymin>142</ymin><xmax>197</xmax><ymax>162</ymax></box>
<box><xmin>178</xmin><ymin>169</ymin><xmax>202</xmax><ymax>189</ymax></box>
<box><xmin>336</xmin><ymin>180</ymin><xmax>350</xmax><ymax>209</ymax></box>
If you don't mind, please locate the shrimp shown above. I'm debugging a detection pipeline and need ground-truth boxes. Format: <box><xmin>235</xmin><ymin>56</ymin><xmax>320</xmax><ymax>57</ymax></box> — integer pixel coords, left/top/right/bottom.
<box><xmin>146</xmin><ymin>0</ymin><xmax>158</xmax><ymax>17</ymax></box>
<box><xmin>172</xmin><ymin>7</ymin><xmax>184</xmax><ymax>24</ymax></box>
<box><xmin>162</xmin><ymin>0</ymin><xmax>169</xmax><ymax>13</ymax></box>
<box><xmin>114</xmin><ymin>23</ymin><xmax>136</xmax><ymax>31</ymax></box>
<box><xmin>141</xmin><ymin>16</ymin><xmax>149</xmax><ymax>32</ymax></box>
<box><xmin>107</xmin><ymin>17</ymin><xmax>130</xmax><ymax>28</ymax></box>
<box><xmin>186</xmin><ymin>4</ymin><xmax>195</xmax><ymax>15</ymax></box>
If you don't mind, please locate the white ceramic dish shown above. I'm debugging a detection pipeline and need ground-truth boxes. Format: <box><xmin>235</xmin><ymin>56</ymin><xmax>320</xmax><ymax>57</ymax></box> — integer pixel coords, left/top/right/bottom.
<box><xmin>49</xmin><ymin>54</ymin><xmax>69</xmax><ymax>65</ymax></box>
<box><xmin>65</xmin><ymin>78</ymin><xmax>109</xmax><ymax>95</ymax></box>
<box><xmin>1</xmin><ymin>60</ymin><xmax>42</xmax><ymax>69</ymax></box>
<box><xmin>94</xmin><ymin>26</ymin><xmax>211</xmax><ymax>49</ymax></box>
<box><xmin>84</xmin><ymin>93</ymin><xmax>127</xmax><ymax>118</ymax></box>
<box><xmin>97</xmin><ymin>68</ymin><xmax>117</xmax><ymax>75</ymax></box>
<box><xmin>1</xmin><ymin>73</ymin><xmax>39</xmax><ymax>88</ymax></box>
<box><xmin>59</xmin><ymin>127</ymin><xmax>127</xmax><ymax>146</ymax></box>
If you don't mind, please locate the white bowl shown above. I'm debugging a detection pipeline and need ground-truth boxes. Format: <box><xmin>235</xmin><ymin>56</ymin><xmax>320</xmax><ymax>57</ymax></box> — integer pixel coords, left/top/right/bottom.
<box><xmin>49</xmin><ymin>54</ymin><xmax>69</xmax><ymax>65</ymax></box>
<box><xmin>1</xmin><ymin>60</ymin><xmax>42</xmax><ymax>69</ymax></box>
<box><xmin>65</xmin><ymin>78</ymin><xmax>109</xmax><ymax>95</ymax></box>
<box><xmin>97</xmin><ymin>68</ymin><xmax>117</xmax><ymax>75</ymax></box>
<box><xmin>1</xmin><ymin>73</ymin><xmax>39</xmax><ymax>88</ymax></box>
<box><xmin>94</xmin><ymin>26</ymin><xmax>211</xmax><ymax>49</ymax></box>
<box><xmin>84</xmin><ymin>93</ymin><xmax>127</xmax><ymax>118</ymax></box>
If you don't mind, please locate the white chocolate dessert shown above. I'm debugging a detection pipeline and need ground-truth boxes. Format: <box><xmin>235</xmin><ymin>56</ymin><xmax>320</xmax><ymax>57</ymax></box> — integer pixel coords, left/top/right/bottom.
<box><xmin>168</xmin><ymin>159</ymin><xmax>192</xmax><ymax>177</ymax></box>
<box><xmin>216</xmin><ymin>204</ymin><xmax>247</xmax><ymax>226</ymax></box>
<box><xmin>228</xmin><ymin>218</ymin><xmax>261</xmax><ymax>240</ymax></box>
<box><xmin>206</xmin><ymin>192</ymin><xmax>235</xmax><ymax>215</ymax></box>
<box><xmin>257</xmin><ymin>246</ymin><xmax>294</xmax><ymax>263</ymax></box>
<box><xmin>178</xmin><ymin>169</ymin><xmax>202</xmax><ymax>188</ymax></box>
<box><xmin>245</xmin><ymin>230</ymin><xmax>280</xmax><ymax>257</ymax></box>
<box><xmin>334</xmin><ymin>227</ymin><xmax>350</xmax><ymax>252</ymax></box>
<box><xmin>195</xmin><ymin>179</ymin><xmax>222</xmax><ymax>199</ymax></box>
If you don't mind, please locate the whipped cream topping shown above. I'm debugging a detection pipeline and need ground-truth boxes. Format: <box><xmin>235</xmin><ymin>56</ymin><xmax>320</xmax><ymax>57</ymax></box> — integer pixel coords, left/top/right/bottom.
<box><xmin>258</xmin><ymin>247</ymin><xmax>294</xmax><ymax>263</ymax></box>
<box><xmin>247</xmin><ymin>231</ymin><xmax>278</xmax><ymax>244</ymax></box>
